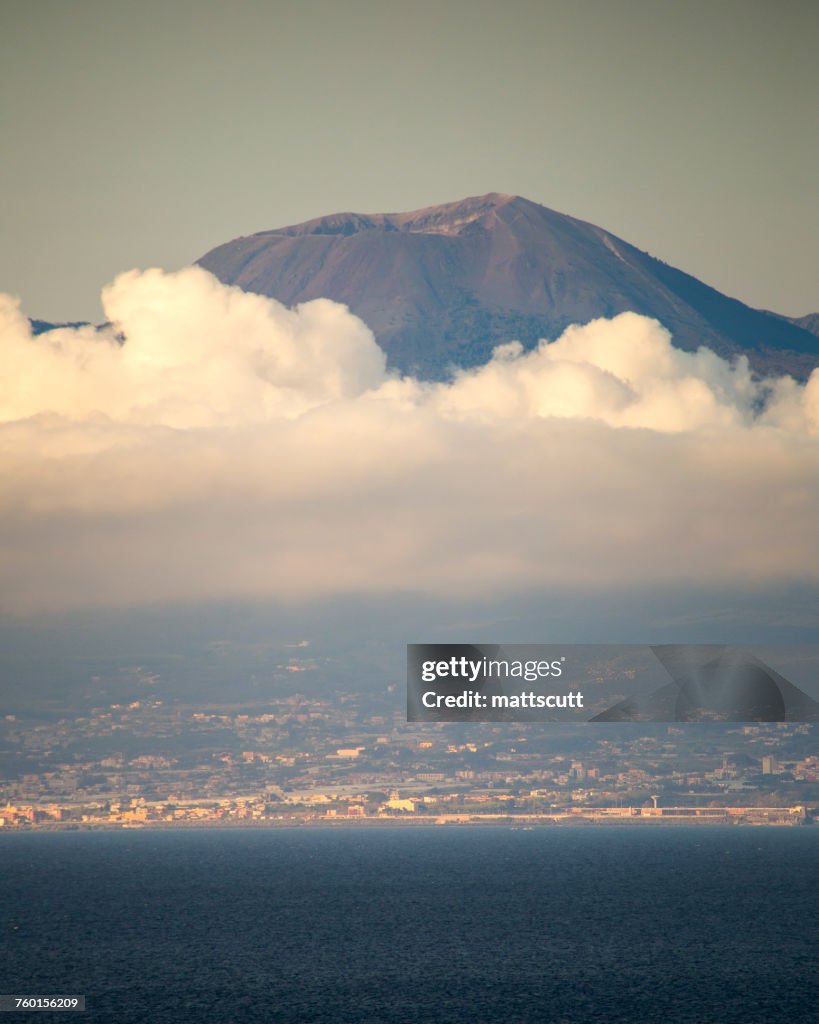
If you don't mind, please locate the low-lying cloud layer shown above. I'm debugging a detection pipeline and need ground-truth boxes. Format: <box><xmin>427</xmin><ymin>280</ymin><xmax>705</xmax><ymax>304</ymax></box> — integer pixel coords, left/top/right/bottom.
<box><xmin>2</xmin><ymin>266</ymin><xmax>819</xmax><ymax>612</ymax></box>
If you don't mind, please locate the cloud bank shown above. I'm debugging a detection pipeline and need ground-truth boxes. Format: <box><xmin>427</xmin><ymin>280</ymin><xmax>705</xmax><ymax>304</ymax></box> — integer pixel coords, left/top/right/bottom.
<box><xmin>2</xmin><ymin>266</ymin><xmax>819</xmax><ymax>612</ymax></box>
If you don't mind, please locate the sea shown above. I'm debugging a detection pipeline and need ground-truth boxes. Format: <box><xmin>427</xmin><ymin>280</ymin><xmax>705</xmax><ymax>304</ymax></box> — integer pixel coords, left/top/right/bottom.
<box><xmin>1</xmin><ymin>827</ymin><xmax>817</xmax><ymax>1024</ymax></box>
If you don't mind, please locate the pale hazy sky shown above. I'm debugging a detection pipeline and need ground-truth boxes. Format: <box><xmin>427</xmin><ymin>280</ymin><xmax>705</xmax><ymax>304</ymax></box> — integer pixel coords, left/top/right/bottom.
<box><xmin>1</xmin><ymin>0</ymin><xmax>817</xmax><ymax>323</ymax></box>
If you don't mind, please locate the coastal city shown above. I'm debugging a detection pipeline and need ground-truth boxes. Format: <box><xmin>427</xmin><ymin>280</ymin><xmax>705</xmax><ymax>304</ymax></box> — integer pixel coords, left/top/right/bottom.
<box><xmin>2</xmin><ymin>687</ymin><xmax>816</xmax><ymax>829</ymax></box>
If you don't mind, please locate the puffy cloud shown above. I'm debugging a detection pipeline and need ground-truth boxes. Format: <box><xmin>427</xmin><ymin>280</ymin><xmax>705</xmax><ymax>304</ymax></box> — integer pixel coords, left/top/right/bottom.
<box><xmin>1</xmin><ymin>267</ymin><xmax>819</xmax><ymax>612</ymax></box>
<box><xmin>436</xmin><ymin>314</ymin><xmax>759</xmax><ymax>431</ymax></box>
<box><xmin>0</xmin><ymin>267</ymin><xmax>386</xmax><ymax>428</ymax></box>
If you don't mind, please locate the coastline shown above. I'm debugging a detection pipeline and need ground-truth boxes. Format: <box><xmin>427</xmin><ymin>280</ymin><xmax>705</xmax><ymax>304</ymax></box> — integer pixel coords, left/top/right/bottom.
<box><xmin>3</xmin><ymin>809</ymin><xmax>811</xmax><ymax>832</ymax></box>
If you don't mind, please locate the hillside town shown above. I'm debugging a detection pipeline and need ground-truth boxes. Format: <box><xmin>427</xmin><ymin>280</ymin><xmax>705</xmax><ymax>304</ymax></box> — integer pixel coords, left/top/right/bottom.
<box><xmin>2</xmin><ymin>691</ymin><xmax>816</xmax><ymax>829</ymax></box>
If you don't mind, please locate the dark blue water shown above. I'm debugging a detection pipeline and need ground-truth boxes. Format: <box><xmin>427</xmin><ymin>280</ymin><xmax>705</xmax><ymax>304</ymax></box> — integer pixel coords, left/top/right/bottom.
<box><xmin>1</xmin><ymin>827</ymin><xmax>817</xmax><ymax>1023</ymax></box>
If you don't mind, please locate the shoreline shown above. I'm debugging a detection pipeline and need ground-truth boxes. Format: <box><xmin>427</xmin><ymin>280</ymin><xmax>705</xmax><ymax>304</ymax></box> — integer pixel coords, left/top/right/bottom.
<box><xmin>2</xmin><ymin>813</ymin><xmax>812</xmax><ymax>833</ymax></box>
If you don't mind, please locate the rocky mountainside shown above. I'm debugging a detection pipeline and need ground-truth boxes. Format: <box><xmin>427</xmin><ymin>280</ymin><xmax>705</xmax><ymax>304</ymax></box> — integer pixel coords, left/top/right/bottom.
<box><xmin>198</xmin><ymin>193</ymin><xmax>819</xmax><ymax>378</ymax></box>
<box><xmin>790</xmin><ymin>312</ymin><xmax>819</xmax><ymax>337</ymax></box>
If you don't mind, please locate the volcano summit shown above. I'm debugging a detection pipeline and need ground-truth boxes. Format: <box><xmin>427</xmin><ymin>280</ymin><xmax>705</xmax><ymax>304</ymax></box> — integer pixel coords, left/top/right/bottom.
<box><xmin>198</xmin><ymin>193</ymin><xmax>818</xmax><ymax>379</ymax></box>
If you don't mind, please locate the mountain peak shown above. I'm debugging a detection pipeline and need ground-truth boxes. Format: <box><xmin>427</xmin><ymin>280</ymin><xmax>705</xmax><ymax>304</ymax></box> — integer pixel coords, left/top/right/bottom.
<box><xmin>264</xmin><ymin>192</ymin><xmax>524</xmax><ymax>240</ymax></box>
<box><xmin>199</xmin><ymin>195</ymin><xmax>819</xmax><ymax>379</ymax></box>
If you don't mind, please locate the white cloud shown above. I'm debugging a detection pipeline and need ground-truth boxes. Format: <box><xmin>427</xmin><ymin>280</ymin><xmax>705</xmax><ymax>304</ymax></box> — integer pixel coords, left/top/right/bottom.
<box><xmin>436</xmin><ymin>313</ymin><xmax>760</xmax><ymax>431</ymax></box>
<box><xmin>1</xmin><ymin>266</ymin><xmax>819</xmax><ymax>612</ymax></box>
<box><xmin>0</xmin><ymin>267</ymin><xmax>385</xmax><ymax>428</ymax></box>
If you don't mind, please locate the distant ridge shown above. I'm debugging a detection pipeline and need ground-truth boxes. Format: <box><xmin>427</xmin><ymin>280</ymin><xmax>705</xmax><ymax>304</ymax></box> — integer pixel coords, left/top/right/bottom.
<box><xmin>199</xmin><ymin>194</ymin><xmax>819</xmax><ymax>379</ymax></box>
<box><xmin>30</xmin><ymin>318</ymin><xmax>91</xmax><ymax>335</ymax></box>
<box><xmin>790</xmin><ymin>312</ymin><xmax>819</xmax><ymax>337</ymax></box>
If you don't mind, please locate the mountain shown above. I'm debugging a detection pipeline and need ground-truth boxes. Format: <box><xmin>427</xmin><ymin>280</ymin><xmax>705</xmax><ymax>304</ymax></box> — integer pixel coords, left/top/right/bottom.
<box><xmin>30</xmin><ymin>319</ymin><xmax>91</xmax><ymax>335</ymax></box>
<box><xmin>789</xmin><ymin>312</ymin><xmax>819</xmax><ymax>337</ymax></box>
<box><xmin>198</xmin><ymin>193</ymin><xmax>819</xmax><ymax>379</ymax></box>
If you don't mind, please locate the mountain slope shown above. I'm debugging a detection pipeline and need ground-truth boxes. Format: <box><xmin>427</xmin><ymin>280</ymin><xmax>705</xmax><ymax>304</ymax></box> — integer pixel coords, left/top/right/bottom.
<box><xmin>198</xmin><ymin>193</ymin><xmax>819</xmax><ymax>378</ymax></box>
<box><xmin>790</xmin><ymin>312</ymin><xmax>819</xmax><ymax>337</ymax></box>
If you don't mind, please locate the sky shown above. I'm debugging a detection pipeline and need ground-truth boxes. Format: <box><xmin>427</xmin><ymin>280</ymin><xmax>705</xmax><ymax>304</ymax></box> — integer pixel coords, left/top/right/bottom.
<box><xmin>1</xmin><ymin>0</ymin><xmax>818</xmax><ymax>324</ymax></box>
